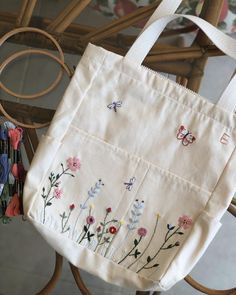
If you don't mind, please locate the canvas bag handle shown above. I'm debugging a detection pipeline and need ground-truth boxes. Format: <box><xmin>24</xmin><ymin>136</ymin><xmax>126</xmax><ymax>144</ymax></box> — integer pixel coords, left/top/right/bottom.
<box><xmin>125</xmin><ymin>13</ymin><xmax>236</xmax><ymax>113</ymax></box>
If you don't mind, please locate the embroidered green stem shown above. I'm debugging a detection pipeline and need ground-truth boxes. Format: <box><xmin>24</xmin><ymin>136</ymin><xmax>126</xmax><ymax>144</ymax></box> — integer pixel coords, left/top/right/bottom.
<box><xmin>136</xmin><ymin>226</ymin><xmax>181</xmax><ymax>273</ymax></box>
<box><xmin>61</xmin><ymin>210</ymin><xmax>73</xmax><ymax>233</ymax></box>
<box><xmin>128</xmin><ymin>215</ymin><xmax>159</xmax><ymax>269</ymax></box>
<box><xmin>104</xmin><ymin>222</ymin><xmax>121</xmax><ymax>258</ymax></box>
<box><xmin>118</xmin><ymin>236</ymin><xmax>142</xmax><ymax>264</ymax></box>
<box><xmin>72</xmin><ymin>179</ymin><xmax>104</xmax><ymax>239</ymax></box>
<box><xmin>94</xmin><ymin>211</ymin><xmax>109</xmax><ymax>251</ymax></box>
<box><xmin>42</xmin><ymin>164</ymin><xmax>74</xmax><ymax>224</ymax></box>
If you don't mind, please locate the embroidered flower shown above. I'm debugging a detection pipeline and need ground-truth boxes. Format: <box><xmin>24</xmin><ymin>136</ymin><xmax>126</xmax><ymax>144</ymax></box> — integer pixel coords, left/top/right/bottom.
<box><xmin>69</xmin><ymin>204</ymin><xmax>75</xmax><ymax>211</ymax></box>
<box><xmin>137</xmin><ymin>227</ymin><xmax>147</xmax><ymax>237</ymax></box>
<box><xmin>178</xmin><ymin>215</ymin><xmax>193</xmax><ymax>230</ymax></box>
<box><xmin>53</xmin><ymin>188</ymin><xmax>63</xmax><ymax>199</ymax></box>
<box><xmin>97</xmin><ymin>226</ymin><xmax>101</xmax><ymax>232</ymax></box>
<box><xmin>86</xmin><ymin>215</ymin><xmax>95</xmax><ymax>225</ymax></box>
<box><xmin>109</xmin><ymin>226</ymin><xmax>117</xmax><ymax>234</ymax></box>
<box><xmin>106</xmin><ymin>207</ymin><xmax>112</xmax><ymax>213</ymax></box>
<box><xmin>66</xmin><ymin>157</ymin><xmax>81</xmax><ymax>171</ymax></box>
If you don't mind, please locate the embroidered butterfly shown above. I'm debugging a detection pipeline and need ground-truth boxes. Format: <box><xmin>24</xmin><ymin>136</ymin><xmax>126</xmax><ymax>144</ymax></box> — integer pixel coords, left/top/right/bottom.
<box><xmin>107</xmin><ymin>101</ymin><xmax>122</xmax><ymax>112</ymax></box>
<box><xmin>176</xmin><ymin>125</ymin><xmax>196</xmax><ymax>146</ymax></box>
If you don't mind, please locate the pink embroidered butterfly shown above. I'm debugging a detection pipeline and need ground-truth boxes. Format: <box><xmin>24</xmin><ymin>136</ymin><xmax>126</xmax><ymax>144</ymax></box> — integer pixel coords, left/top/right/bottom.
<box><xmin>176</xmin><ymin>125</ymin><xmax>196</xmax><ymax>146</ymax></box>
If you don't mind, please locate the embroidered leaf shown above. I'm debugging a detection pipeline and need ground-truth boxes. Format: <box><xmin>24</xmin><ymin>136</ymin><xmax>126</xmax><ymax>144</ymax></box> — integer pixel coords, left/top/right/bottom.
<box><xmin>134</xmin><ymin>249</ymin><xmax>141</xmax><ymax>258</ymax></box>
<box><xmin>147</xmin><ymin>256</ymin><xmax>151</xmax><ymax>263</ymax></box>
<box><xmin>42</xmin><ymin>187</ymin><xmax>45</xmax><ymax>192</ymax></box>
<box><xmin>97</xmin><ymin>234</ymin><xmax>102</xmax><ymax>238</ymax></box>
<box><xmin>100</xmin><ymin>222</ymin><xmax>105</xmax><ymax>226</ymax></box>
<box><xmin>46</xmin><ymin>202</ymin><xmax>52</xmax><ymax>206</ymax></box>
<box><xmin>131</xmin><ymin>210</ymin><xmax>136</xmax><ymax>216</ymax></box>
<box><xmin>167</xmin><ymin>244</ymin><xmax>173</xmax><ymax>249</ymax></box>
<box><xmin>87</xmin><ymin>232</ymin><xmax>95</xmax><ymax>242</ymax></box>
<box><xmin>41</xmin><ymin>194</ymin><xmax>46</xmax><ymax>199</ymax></box>
<box><xmin>104</xmin><ymin>237</ymin><xmax>110</xmax><ymax>243</ymax></box>
<box><xmin>152</xmin><ymin>264</ymin><xmax>159</xmax><ymax>268</ymax></box>
<box><xmin>134</xmin><ymin>239</ymin><xmax>139</xmax><ymax>246</ymax></box>
<box><xmin>84</xmin><ymin>225</ymin><xmax>88</xmax><ymax>232</ymax></box>
<box><xmin>55</xmin><ymin>174</ymin><xmax>60</xmax><ymax>180</ymax></box>
<box><xmin>177</xmin><ymin>232</ymin><xmax>184</xmax><ymax>235</ymax></box>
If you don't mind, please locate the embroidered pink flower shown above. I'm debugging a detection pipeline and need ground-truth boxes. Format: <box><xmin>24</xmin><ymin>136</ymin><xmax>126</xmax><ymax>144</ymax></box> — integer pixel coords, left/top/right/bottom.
<box><xmin>137</xmin><ymin>227</ymin><xmax>147</xmax><ymax>237</ymax></box>
<box><xmin>109</xmin><ymin>226</ymin><xmax>117</xmax><ymax>234</ymax></box>
<box><xmin>86</xmin><ymin>215</ymin><xmax>95</xmax><ymax>225</ymax></box>
<box><xmin>69</xmin><ymin>204</ymin><xmax>75</xmax><ymax>211</ymax></box>
<box><xmin>53</xmin><ymin>188</ymin><xmax>63</xmax><ymax>199</ymax></box>
<box><xmin>66</xmin><ymin>157</ymin><xmax>81</xmax><ymax>171</ymax></box>
<box><xmin>178</xmin><ymin>215</ymin><xmax>193</xmax><ymax>230</ymax></box>
<box><xmin>106</xmin><ymin>207</ymin><xmax>112</xmax><ymax>213</ymax></box>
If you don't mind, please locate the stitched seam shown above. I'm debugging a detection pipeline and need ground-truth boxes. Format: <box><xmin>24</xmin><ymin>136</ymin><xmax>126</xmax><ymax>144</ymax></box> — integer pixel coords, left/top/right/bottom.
<box><xmin>27</xmin><ymin>54</ymin><xmax>106</xmax><ymax>218</ymax></box>
<box><xmin>99</xmin><ymin>61</ymin><xmax>235</xmax><ymax>132</ymax></box>
<box><xmin>69</xmin><ymin>125</ymin><xmax>211</xmax><ymax>195</ymax></box>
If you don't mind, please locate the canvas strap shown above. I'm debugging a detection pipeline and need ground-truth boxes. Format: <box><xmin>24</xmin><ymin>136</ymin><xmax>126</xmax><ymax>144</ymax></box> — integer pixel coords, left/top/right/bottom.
<box><xmin>125</xmin><ymin>2</ymin><xmax>236</xmax><ymax>113</ymax></box>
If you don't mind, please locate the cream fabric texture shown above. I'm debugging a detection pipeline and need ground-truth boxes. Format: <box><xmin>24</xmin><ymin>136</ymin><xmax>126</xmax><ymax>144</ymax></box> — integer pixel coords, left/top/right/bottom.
<box><xmin>23</xmin><ymin>7</ymin><xmax>236</xmax><ymax>292</ymax></box>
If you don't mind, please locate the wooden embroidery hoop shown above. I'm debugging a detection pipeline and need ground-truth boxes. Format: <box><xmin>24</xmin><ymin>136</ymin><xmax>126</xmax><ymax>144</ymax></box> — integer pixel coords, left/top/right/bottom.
<box><xmin>0</xmin><ymin>48</ymin><xmax>73</xmax><ymax>128</ymax></box>
<box><xmin>0</xmin><ymin>27</ymin><xmax>65</xmax><ymax>99</ymax></box>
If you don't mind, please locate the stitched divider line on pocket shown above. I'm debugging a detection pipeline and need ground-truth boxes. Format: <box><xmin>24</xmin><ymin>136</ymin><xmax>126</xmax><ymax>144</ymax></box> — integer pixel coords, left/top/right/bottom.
<box><xmin>158</xmin><ymin>211</ymin><xmax>222</xmax><ymax>291</ymax></box>
<box><xmin>23</xmin><ymin>135</ymin><xmax>62</xmax><ymax>217</ymax></box>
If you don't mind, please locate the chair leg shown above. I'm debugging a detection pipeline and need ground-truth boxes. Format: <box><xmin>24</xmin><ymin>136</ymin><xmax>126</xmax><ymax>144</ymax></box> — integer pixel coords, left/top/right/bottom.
<box><xmin>35</xmin><ymin>252</ymin><xmax>63</xmax><ymax>295</ymax></box>
<box><xmin>69</xmin><ymin>263</ymin><xmax>92</xmax><ymax>295</ymax></box>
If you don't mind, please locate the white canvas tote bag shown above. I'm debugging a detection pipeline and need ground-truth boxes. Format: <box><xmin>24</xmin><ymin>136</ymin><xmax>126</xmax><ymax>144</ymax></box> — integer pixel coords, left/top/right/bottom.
<box><xmin>23</xmin><ymin>0</ymin><xmax>236</xmax><ymax>291</ymax></box>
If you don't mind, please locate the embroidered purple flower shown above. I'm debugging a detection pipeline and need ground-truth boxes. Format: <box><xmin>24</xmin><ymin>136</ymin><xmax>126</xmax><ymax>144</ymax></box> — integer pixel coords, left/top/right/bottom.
<box><xmin>109</xmin><ymin>226</ymin><xmax>117</xmax><ymax>234</ymax></box>
<box><xmin>86</xmin><ymin>215</ymin><xmax>95</xmax><ymax>225</ymax></box>
<box><xmin>137</xmin><ymin>227</ymin><xmax>147</xmax><ymax>237</ymax></box>
<box><xmin>67</xmin><ymin>157</ymin><xmax>81</xmax><ymax>172</ymax></box>
<box><xmin>69</xmin><ymin>204</ymin><xmax>75</xmax><ymax>211</ymax></box>
<box><xmin>53</xmin><ymin>188</ymin><xmax>63</xmax><ymax>199</ymax></box>
<box><xmin>106</xmin><ymin>207</ymin><xmax>112</xmax><ymax>213</ymax></box>
<box><xmin>178</xmin><ymin>215</ymin><xmax>193</xmax><ymax>230</ymax></box>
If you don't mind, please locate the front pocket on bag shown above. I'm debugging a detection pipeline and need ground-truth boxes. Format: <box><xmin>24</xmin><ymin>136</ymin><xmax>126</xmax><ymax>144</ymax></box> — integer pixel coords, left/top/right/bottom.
<box><xmin>159</xmin><ymin>211</ymin><xmax>222</xmax><ymax>290</ymax></box>
<box><xmin>28</xmin><ymin>126</ymin><xmax>213</xmax><ymax>285</ymax></box>
<box><xmin>110</xmin><ymin>163</ymin><xmax>211</xmax><ymax>282</ymax></box>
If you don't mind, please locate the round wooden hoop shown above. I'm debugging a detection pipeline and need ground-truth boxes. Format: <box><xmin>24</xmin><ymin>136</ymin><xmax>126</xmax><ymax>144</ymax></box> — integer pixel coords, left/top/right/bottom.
<box><xmin>0</xmin><ymin>49</ymin><xmax>73</xmax><ymax>129</ymax></box>
<box><xmin>0</xmin><ymin>27</ymin><xmax>64</xmax><ymax>99</ymax></box>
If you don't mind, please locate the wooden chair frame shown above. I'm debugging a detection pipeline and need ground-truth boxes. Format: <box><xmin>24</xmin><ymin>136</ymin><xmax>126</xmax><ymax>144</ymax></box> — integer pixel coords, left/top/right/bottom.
<box><xmin>0</xmin><ymin>0</ymin><xmax>236</xmax><ymax>294</ymax></box>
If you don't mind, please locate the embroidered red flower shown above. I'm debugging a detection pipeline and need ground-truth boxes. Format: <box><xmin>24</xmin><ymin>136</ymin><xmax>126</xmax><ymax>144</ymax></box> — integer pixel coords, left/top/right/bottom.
<box><xmin>69</xmin><ymin>204</ymin><xmax>75</xmax><ymax>211</ymax></box>
<box><xmin>137</xmin><ymin>227</ymin><xmax>147</xmax><ymax>237</ymax></box>
<box><xmin>53</xmin><ymin>188</ymin><xmax>63</xmax><ymax>199</ymax></box>
<box><xmin>66</xmin><ymin>157</ymin><xmax>81</xmax><ymax>171</ymax></box>
<box><xmin>109</xmin><ymin>226</ymin><xmax>117</xmax><ymax>234</ymax></box>
<box><xmin>178</xmin><ymin>215</ymin><xmax>193</xmax><ymax>230</ymax></box>
<box><xmin>96</xmin><ymin>226</ymin><xmax>101</xmax><ymax>232</ymax></box>
<box><xmin>86</xmin><ymin>215</ymin><xmax>95</xmax><ymax>225</ymax></box>
<box><xmin>106</xmin><ymin>207</ymin><xmax>112</xmax><ymax>213</ymax></box>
